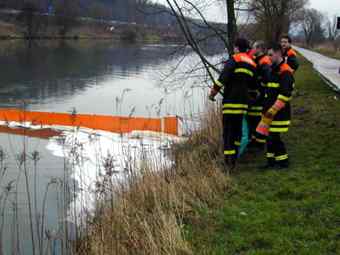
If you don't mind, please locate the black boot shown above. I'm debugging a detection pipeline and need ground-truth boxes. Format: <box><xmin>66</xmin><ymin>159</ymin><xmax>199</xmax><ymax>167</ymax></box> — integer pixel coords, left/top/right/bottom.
<box><xmin>276</xmin><ymin>160</ymin><xmax>289</xmax><ymax>169</ymax></box>
<box><xmin>224</xmin><ymin>156</ymin><xmax>237</xmax><ymax>173</ymax></box>
<box><xmin>248</xmin><ymin>136</ymin><xmax>266</xmax><ymax>152</ymax></box>
<box><xmin>258</xmin><ymin>159</ymin><xmax>276</xmax><ymax>170</ymax></box>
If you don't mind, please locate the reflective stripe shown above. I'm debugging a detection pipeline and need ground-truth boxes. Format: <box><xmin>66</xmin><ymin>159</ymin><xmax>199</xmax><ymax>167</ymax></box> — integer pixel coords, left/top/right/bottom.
<box><xmin>234</xmin><ymin>141</ymin><xmax>241</xmax><ymax>146</ymax></box>
<box><xmin>278</xmin><ymin>94</ymin><xmax>292</xmax><ymax>102</ymax></box>
<box><xmin>223</xmin><ymin>110</ymin><xmax>247</xmax><ymax>115</ymax></box>
<box><xmin>276</xmin><ymin>154</ymin><xmax>289</xmax><ymax>161</ymax></box>
<box><xmin>234</xmin><ymin>68</ymin><xmax>254</xmax><ymax>77</ymax></box>
<box><xmin>269</xmin><ymin>127</ymin><xmax>289</xmax><ymax>132</ymax></box>
<box><xmin>224</xmin><ymin>150</ymin><xmax>236</xmax><ymax>155</ymax></box>
<box><xmin>271</xmin><ymin>121</ymin><xmax>291</xmax><ymax>126</ymax></box>
<box><xmin>248</xmin><ymin>112</ymin><xmax>262</xmax><ymax>116</ymax></box>
<box><xmin>266</xmin><ymin>153</ymin><xmax>275</xmax><ymax>158</ymax></box>
<box><xmin>267</xmin><ymin>82</ymin><xmax>280</xmax><ymax>88</ymax></box>
<box><xmin>214</xmin><ymin>80</ymin><xmax>223</xmax><ymax>88</ymax></box>
<box><xmin>256</xmin><ymin>138</ymin><xmax>266</xmax><ymax>144</ymax></box>
<box><xmin>223</xmin><ymin>104</ymin><xmax>248</xmax><ymax>109</ymax></box>
<box><xmin>250</xmin><ymin>106</ymin><xmax>263</xmax><ymax>111</ymax></box>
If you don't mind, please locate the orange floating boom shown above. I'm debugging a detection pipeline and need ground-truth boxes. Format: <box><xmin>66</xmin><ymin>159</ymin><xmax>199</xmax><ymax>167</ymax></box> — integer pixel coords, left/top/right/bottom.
<box><xmin>0</xmin><ymin>109</ymin><xmax>180</xmax><ymax>136</ymax></box>
<box><xmin>0</xmin><ymin>126</ymin><xmax>61</xmax><ymax>139</ymax></box>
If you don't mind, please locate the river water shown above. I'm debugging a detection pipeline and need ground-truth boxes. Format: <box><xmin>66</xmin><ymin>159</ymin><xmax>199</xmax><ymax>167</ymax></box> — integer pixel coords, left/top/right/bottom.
<box><xmin>0</xmin><ymin>41</ymin><xmax>224</xmax><ymax>254</ymax></box>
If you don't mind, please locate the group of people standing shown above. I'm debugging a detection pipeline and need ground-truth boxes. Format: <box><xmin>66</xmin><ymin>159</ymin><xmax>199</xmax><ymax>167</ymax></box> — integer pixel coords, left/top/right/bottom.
<box><xmin>209</xmin><ymin>35</ymin><xmax>299</xmax><ymax>170</ymax></box>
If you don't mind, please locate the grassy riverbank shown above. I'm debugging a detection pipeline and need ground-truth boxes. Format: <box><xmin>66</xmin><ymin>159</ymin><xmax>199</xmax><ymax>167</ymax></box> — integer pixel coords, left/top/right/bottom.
<box><xmin>81</xmin><ymin>56</ymin><xmax>340</xmax><ymax>254</ymax></box>
<box><xmin>185</xmin><ymin>56</ymin><xmax>340</xmax><ymax>254</ymax></box>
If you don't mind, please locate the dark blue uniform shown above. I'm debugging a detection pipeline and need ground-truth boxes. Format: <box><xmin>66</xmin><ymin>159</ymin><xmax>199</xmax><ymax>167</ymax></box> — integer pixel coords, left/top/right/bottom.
<box><xmin>213</xmin><ymin>53</ymin><xmax>257</xmax><ymax>164</ymax></box>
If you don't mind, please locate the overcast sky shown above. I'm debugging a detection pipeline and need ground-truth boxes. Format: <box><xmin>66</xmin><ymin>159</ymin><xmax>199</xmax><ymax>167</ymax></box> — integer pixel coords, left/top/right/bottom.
<box><xmin>155</xmin><ymin>0</ymin><xmax>340</xmax><ymax>22</ymax></box>
<box><xmin>309</xmin><ymin>0</ymin><xmax>340</xmax><ymax>18</ymax></box>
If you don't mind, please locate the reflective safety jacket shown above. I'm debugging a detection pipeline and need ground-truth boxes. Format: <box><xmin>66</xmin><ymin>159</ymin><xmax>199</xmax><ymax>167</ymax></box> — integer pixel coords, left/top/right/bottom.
<box><xmin>214</xmin><ymin>53</ymin><xmax>257</xmax><ymax>115</ymax></box>
<box><xmin>263</xmin><ymin>62</ymin><xmax>295</xmax><ymax>133</ymax></box>
<box><xmin>247</xmin><ymin>49</ymin><xmax>256</xmax><ymax>59</ymax></box>
<box><xmin>256</xmin><ymin>55</ymin><xmax>272</xmax><ymax>84</ymax></box>
<box><xmin>283</xmin><ymin>47</ymin><xmax>299</xmax><ymax>72</ymax></box>
<box><xmin>248</xmin><ymin>54</ymin><xmax>272</xmax><ymax>117</ymax></box>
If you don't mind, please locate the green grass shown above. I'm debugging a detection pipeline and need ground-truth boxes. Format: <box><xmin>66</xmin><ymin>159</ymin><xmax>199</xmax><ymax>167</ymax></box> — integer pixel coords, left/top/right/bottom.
<box><xmin>184</xmin><ymin>57</ymin><xmax>340</xmax><ymax>254</ymax></box>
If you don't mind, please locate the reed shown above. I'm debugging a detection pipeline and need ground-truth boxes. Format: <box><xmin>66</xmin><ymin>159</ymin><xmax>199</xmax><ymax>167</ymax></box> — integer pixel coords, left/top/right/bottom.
<box><xmin>75</xmin><ymin>104</ymin><xmax>229</xmax><ymax>255</ymax></box>
<box><xmin>0</xmin><ymin>97</ymin><xmax>227</xmax><ymax>255</ymax></box>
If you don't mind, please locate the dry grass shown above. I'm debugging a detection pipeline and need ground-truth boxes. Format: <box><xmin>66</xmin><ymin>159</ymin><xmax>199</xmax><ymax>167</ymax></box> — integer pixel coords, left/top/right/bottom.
<box><xmin>78</xmin><ymin>105</ymin><xmax>230</xmax><ymax>255</ymax></box>
<box><xmin>310</xmin><ymin>42</ymin><xmax>340</xmax><ymax>60</ymax></box>
<box><xmin>0</xmin><ymin>21</ymin><xmax>20</xmax><ymax>37</ymax></box>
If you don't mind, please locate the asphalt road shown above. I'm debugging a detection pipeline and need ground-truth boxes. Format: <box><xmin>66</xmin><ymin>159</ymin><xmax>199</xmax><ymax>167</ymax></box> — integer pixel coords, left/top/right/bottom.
<box><xmin>295</xmin><ymin>46</ymin><xmax>340</xmax><ymax>92</ymax></box>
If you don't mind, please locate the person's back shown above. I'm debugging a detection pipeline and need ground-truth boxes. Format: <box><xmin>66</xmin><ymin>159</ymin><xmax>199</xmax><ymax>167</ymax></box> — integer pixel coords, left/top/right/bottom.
<box><xmin>209</xmin><ymin>38</ymin><xmax>257</xmax><ymax>170</ymax></box>
<box><xmin>222</xmin><ymin>52</ymin><xmax>257</xmax><ymax>110</ymax></box>
<box><xmin>247</xmin><ymin>42</ymin><xmax>272</xmax><ymax>147</ymax></box>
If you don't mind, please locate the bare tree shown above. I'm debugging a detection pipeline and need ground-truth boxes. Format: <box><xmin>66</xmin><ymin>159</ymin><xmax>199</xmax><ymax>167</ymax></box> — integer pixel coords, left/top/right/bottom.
<box><xmin>54</xmin><ymin>0</ymin><xmax>81</xmax><ymax>37</ymax></box>
<box><xmin>225</xmin><ymin>0</ymin><xmax>237</xmax><ymax>54</ymax></box>
<box><xmin>165</xmin><ymin>0</ymin><xmax>223</xmax><ymax>75</ymax></box>
<box><xmin>327</xmin><ymin>16</ymin><xmax>340</xmax><ymax>51</ymax></box>
<box><xmin>86</xmin><ymin>2</ymin><xmax>112</xmax><ymax>20</ymax></box>
<box><xmin>248</xmin><ymin>0</ymin><xmax>308</xmax><ymax>43</ymax></box>
<box><xmin>16</xmin><ymin>1</ymin><xmax>45</xmax><ymax>39</ymax></box>
<box><xmin>163</xmin><ymin>0</ymin><xmax>240</xmax><ymax>90</ymax></box>
<box><xmin>301</xmin><ymin>8</ymin><xmax>325</xmax><ymax>47</ymax></box>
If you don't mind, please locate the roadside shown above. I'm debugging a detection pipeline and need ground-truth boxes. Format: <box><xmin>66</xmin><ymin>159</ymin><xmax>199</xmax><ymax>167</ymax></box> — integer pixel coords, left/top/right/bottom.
<box><xmin>311</xmin><ymin>47</ymin><xmax>340</xmax><ymax>60</ymax></box>
<box><xmin>295</xmin><ymin>46</ymin><xmax>340</xmax><ymax>92</ymax></box>
<box><xmin>184</xmin><ymin>56</ymin><xmax>340</xmax><ymax>254</ymax></box>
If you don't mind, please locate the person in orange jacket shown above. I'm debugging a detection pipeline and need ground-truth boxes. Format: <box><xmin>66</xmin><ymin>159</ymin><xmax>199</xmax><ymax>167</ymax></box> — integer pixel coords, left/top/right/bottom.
<box><xmin>281</xmin><ymin>35</ymin><xmax>299</xmax><ymax>72</ymax></box>
<box><xmin>247</xmin><ymin>47</ymin><xmax>257</xmax><ymax>59</ymax></box>
<box><xmin>209</xmin><ymin>38</ymin><xmax>257</xmax><ymax>169</ymax></box>
<box><xmin>247</xmin><ymin>41</ymin><xmax>272</xmax><ymax>149</ymax></box>
<box><xmin>256</xmin><ymin>43</ymin><xmax>295</xmax><ymax>169</ymax></box>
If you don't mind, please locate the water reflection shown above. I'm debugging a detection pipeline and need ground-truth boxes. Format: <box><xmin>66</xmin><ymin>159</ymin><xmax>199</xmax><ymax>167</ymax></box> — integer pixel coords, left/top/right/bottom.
<box><xmin>0</xmin><ymin>41</ymin><xmax>224</xmax><ymax>254</ymax></box>
<box><xmin>0</xmin><ymin>41</ymin><xmax>224</xmax><ymax>118</ymax></box>
<box><xmin>0</xmin><ymin>42</ymin><xmax>184</xmax><ymax>109</ymax></box>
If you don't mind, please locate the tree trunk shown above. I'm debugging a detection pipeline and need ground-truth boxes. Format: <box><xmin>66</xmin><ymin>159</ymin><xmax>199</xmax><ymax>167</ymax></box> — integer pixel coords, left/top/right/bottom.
<box><xmin>226</xmin><ymin>0</ymin><xmax>237</xmax><ymax>55</ymax></box>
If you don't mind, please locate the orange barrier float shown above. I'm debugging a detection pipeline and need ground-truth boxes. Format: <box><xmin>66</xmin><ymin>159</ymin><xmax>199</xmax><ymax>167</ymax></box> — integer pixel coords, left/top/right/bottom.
<box><xmin>0</xmin><ymin>109</ymin><xmax>180</xmax><ymax>136</ymax></box>
<box><xmin>0</xmin><ymin>126</ymin><xmax>61</xmax><ymax>139</ymax></box>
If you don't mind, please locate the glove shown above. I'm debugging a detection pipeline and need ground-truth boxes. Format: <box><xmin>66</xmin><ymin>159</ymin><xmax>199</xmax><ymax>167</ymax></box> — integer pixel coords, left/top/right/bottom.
<box><xmin>256</xmin><ymin>118</ymin><xmax>271</xmax><ymax>136</ymax></box>
<box><xmin>256</xmin><ymin>100</ymin><xmax>286</xmax><ymax>137</ymax></box>
<box><xmin>209</xmin><ymin>94</ymin><xmax>216</xmax><ymax>102</ymax></box>
<box><xmin>264</xmin><ymin>100</ymin><xmax>285</xmax><ymax>118</ymax></box>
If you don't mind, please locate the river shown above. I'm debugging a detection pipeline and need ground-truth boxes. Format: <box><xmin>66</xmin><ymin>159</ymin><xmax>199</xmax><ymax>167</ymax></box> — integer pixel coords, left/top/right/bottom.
<box><xmin>0</xmin><ymin>40</ymin><xmax>224</xmax><ymax>255</ymax></box>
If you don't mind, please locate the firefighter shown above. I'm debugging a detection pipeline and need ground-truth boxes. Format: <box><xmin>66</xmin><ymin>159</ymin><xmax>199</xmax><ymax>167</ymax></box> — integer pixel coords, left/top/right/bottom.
<box><xmin>281</xmin><ymin>35</ymin><xmax>299</xmax><ymax>72</ymax></box>
<box><xmin>256</xmin><ymin>43</ymin><xmax>295</xmax><ymax>169</ymax></box>
<box><xmin>209</xmin><ymin>38</ymin><xmax>257</xmax><ymax>169</ymax></box>
<box><xmin>247</xmin><ymin>46</ymin><xmax>257</xmax><ymax>59</ymax></box>
<box><xmin>247</xmin><ymin>41</ymin><xmax>272</xmax><ymax>149</ymax></box>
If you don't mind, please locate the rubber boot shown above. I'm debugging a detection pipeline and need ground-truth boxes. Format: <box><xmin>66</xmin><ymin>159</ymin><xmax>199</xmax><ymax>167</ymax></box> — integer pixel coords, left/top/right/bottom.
<box><xmin>224</xmin><ymin>155</ymin><xmax>237</xmax><ymax>173</ymax></box>
<box><xmin>276</xmin><ymin>160</ymin><xmax>289</xmax><ymax>169</ymax></box>
<box><xmin>258</xmin><ymin>158</ymin><xmax>276</xmax><ymax>170</ymax></box>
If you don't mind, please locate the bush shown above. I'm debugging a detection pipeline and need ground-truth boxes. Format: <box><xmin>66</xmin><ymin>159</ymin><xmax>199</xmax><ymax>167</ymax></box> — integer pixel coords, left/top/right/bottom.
<box><xmin>120</xmin><ymin>28</ymin><xmax>138</xmax><ymax>43</ymax></box>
